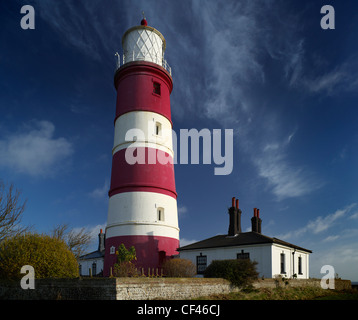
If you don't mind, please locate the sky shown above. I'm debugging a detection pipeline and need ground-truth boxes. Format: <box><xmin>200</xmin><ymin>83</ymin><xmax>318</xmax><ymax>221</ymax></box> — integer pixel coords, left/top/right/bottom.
<box><xmin>1</xmin><ymin>0</ymin><xmax>358</xmax><ymax>281</ymax></box>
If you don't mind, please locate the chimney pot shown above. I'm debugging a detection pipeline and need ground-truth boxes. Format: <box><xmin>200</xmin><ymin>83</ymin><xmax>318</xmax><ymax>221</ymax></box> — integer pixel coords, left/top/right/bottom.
<box><xmin>254</xmin><ymin>208</ymin><xmax>257</xmax><ymax>217</ymax></box>
<box><xmin>236</xmin><ymin>199</ymin><xmax>239</xmax><ymax>209</ymax></box>
<box><xmin>232</xmin><ymin>197</ymin><xmax>235</xmax><ymax>208</ymax></box>
<box><xmin>257</xmin><ymin>209</ymin><xmax>260</xmax><ymax>218</ymax></box>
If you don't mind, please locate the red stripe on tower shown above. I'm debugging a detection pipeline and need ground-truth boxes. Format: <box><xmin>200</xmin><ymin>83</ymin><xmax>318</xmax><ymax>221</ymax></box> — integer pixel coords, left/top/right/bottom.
<box><xmin>108</xmin><ymin>147</ymin><xmax>177</xmax><ymax>199</ymax></box>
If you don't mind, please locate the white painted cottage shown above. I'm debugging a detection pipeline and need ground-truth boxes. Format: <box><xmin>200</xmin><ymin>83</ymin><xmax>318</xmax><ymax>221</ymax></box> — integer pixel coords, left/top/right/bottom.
<box><xmin>178</xmin><ymin>198</ymin><xmax>312</xmax><ymax>279</ymax></box>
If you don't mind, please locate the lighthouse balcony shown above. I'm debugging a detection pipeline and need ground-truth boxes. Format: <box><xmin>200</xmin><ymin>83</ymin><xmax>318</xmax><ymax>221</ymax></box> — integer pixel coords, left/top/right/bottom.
<box><xmin>115</xmin><ymin>52</ymin><xmax>172</xmax><ymax>76</ymax></box>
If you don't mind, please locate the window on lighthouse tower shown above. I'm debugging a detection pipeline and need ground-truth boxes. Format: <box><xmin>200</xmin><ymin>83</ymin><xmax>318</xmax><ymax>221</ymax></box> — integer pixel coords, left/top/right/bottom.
<box><xmin>157</xmin><ymin>207</ymin><xmax>165</xmax><ymax>221</ymax></box>
<box><xmin>155</xmin><ymin>122</ymin><xmax>162</xmax><ymax>136</ymax></box>
<box><xmin>153</xmin><ymin>82</ymin><xmax>161</xmax><ymax>95</ymax></box>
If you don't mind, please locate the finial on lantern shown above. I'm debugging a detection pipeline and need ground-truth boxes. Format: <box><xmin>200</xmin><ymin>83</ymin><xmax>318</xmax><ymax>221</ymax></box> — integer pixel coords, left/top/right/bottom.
<box><xmin>141</xmin><ymin>11</ymin><xmax>148</xmax><ymax>26</ymax></box>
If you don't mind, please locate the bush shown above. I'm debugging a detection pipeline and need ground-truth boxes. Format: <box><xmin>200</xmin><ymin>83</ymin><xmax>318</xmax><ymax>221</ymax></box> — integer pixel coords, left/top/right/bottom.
<box><xmin>163</xmin><ymin>258</ymin><xmax>196</xmax><ymax>277</ymax></box>
<box><xmin>204</xmin><ymin>259</ymin><xmax>258</xmax><ymax>288</ymax></box>
<box><xmin>113</xmin><ymin>244</ymin><xmax>138</xmax><ymax>277</ymax></box>
<box><xmin>113</xmin><ymin>261</ymin><xmax>139</xmax><ymax>277</ymax></box>
<box><xmin>0</xmin><ymin>233</ymin><xmax>79</xmax><ymax>279</ymax></box>
<box><xmin>116</xmin><ymin>243</ymin><xmax>136</xmax><ymax>263</ymax></box>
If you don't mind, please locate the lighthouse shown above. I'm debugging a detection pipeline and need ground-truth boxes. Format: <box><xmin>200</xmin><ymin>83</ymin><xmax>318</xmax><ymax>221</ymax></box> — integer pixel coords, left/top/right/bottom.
<box><xmin>104</xmin><ymin>16</ymin><xmax>179</xmax><ymax>276</ymax></box>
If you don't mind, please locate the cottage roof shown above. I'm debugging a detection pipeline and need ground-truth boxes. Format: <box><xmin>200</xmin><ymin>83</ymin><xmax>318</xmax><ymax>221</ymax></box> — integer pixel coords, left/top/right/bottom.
<box><xmin>177</xmin><ymin>231</ymin><xmax>312</xmax><ymax>253</ymax></box>
<box><xmin>79</xmin><ymin>250</ymin><xmax>105</xmax><ymax>261</ymax></box>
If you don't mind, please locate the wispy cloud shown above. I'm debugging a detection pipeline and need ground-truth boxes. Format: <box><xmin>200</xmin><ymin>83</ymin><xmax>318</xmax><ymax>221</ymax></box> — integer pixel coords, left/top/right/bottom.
<box><xmin>322</xmin><ymin>235</ymin><xmax>340</xmax><ymax>242</ymax></box>
<box><xmin>254</xmin><ymin>153</ymin><xmax>318</xmax><ymax>200</ymax></box>
<box><xmin>188</xmin><ymin>1</ymin><xmax>267</xmax><ymax>123</ymax></box>
<box><xmin>305</xmin><ymin>69</ymin><xmax>348</xmax><ymax>94</ymax></box>
<box><xmin>278</xmin><ymin>203</ymin><xmax>357</xmax><ymax>240</ymax></box>
<box><xmin>89</xmin><ymin>180</ymin><xmax>110</xmax><ymax>201</ymax></box>
<box><xmin>178</xmin><ymin>205</ymin><xmax>188</xmax><ymax>217</ymax></box>
<box><xmin>310</xmin><ymin>241</ymin><xmax>358</xmax><ymax>280</ymax></box>
<box><xmin>349</xmin><ymin>211</ymin><xmax>358</xmax><ymax>220</ymax></box>
<box><xmin>38</xmin><ymin>1</ymin><xmax>122</xmax><ymax>66</ymax></box>
<box><xmin>252</xmin><ymin>128</ymin><xmax>322</xmax><ymax>200</ymax></box>
<box><xmin>180</xmin><ymin>1</ymin><xmax>322</xmax><ymax>200</ymax></box>
<box><xmin>0</xmin><ymin>120</ymin><xmax>73</xmax><ymax>177</ymax></box>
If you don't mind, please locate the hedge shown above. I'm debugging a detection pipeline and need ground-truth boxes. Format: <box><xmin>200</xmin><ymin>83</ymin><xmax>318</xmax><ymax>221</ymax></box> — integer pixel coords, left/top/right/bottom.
<box><xmin>204</xmin><ymin>259</ymin><xmax>258</xmax><ymax>288</ymax></box>
<box><xmin>0</xmin><ymin>233</ymin><xmax>79</xmax><ymax>279</ymax></box>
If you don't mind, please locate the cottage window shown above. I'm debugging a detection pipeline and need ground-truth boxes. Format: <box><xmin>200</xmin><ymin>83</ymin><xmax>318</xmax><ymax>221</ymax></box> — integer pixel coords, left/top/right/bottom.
<box><xmin>196</xmin><ymin>254</ymin><xmax>207</xmax><ymax>274</ymax></box>
<box><xmin>298</xmin><ymin>256</ymin><xmax>303</xmax><ymax>275</ymax></box>
<box><xmin>92</xmin><ymin>262</ymin><xmax>97</xmax><ymax>276</ymax></box>
<box><xmin>280</xmin><ymin>253</ymin><xmax>286</xmax><ymax>274</ymax></box>
<box><xmin>237</xmin><ymin>249</ymin><xmax>250</xmax><ymax>260</ymax></box>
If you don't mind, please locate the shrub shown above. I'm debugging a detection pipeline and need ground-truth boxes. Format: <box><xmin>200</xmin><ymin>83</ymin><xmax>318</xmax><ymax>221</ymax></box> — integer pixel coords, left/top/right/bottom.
<box><xmin>204</xmin><ymin>259</ymin><xmax>258</xmax><ymax>288</ymax></box>
<box><xmin>163</xmin><ymin>258</ymin><xmax>196</xmax><ymax>277</ymax></box>
<box><xmin>113</xmin><ymin>243</ymin><xmax>138</xmax><ymax>277</ymax></box>
<box><xmin>0</xmin><ymin>233</ymin><xmax>79</xmax><ymax>279</ymax></box>
<box><xmin>273</xmin><ymin>274</ymin><xmax>289</xmax><ymax>287</ymax></box>
<box><xmin>116</xmin><ymin>243</ymin><xmax>136</xmax><ymax>263</ymax></box>
<box><xmin>113</xmin><ymin>261</ymin><xmax>139</xmax><ymax>277</ymax></box>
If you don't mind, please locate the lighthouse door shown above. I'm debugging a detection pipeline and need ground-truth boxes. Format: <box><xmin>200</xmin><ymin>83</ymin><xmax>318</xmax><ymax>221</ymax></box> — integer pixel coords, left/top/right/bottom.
<box><xmin>159</xmin><ymin>250</ymin><xmax>166</xmax><ymax>266</ymax></box>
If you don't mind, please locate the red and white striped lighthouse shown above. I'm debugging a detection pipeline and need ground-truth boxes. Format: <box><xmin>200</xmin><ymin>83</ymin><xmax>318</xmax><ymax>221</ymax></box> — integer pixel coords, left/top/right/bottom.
<box><xmin>104</xmin><ymin>17</ymin><xmax>179</xmax><ymax>276</ymax></box>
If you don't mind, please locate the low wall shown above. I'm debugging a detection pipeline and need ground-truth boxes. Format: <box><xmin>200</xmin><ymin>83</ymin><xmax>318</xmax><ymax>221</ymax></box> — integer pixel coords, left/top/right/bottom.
<box><xmin>0</xmin><ymin>277</ymin><xmax>352</xmax><ymax>300</ymax></box>
<box><xmin>253</xmin><ymin>278</ymin><xmax>352</xmax><ymax>291</ymax></box>
<box><xmin>0</xmin><ymin>278</ymin><xmax>118</xmax><ymax>300</ymax></box>
<box><xmin>0</xmin><ymin>278</ymin><xmax>237</xmax><ymax>300</ymax></box>
<box><xmin>115</xmin><ymin>278</ymin><xmax>238</xmax><ymax>300</ymax></box>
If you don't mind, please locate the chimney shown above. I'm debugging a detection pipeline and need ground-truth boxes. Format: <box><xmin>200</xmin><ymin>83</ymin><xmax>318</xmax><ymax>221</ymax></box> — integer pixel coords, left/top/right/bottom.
<box><xmin>251</xmin><ymin>208</ymin><xmax>259</xmax><ymax>233</ymax></box>
<box><xmin>236</xmin><ymin>199</ymin><xmax>242</xmax><ymax>234</ymax></box>
<box><xmin>98</xmin><ymin>229</ymin><xmax>105</xmax><ymax>252</ymax></box>
<box><xmin>251</xmin><ymin>208</ymin><xmax>262</xmax><ymax>233</ymax></box>
<box><xmin>228</xmin><ymin>197</ymin><xmax>238</xmax><ymax>236</ymax></box>
<box><xmin>257</xmin><ymin>209</ymin><xmax>262</xmax><ymax>234</ymax></box>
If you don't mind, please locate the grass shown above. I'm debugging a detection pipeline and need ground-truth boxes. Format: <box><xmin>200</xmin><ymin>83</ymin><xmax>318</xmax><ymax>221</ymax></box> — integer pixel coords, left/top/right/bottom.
<box><xmin>197</xmin><ymin>286</ymin><xmax>358</xmax><ymax>300</ymax></box>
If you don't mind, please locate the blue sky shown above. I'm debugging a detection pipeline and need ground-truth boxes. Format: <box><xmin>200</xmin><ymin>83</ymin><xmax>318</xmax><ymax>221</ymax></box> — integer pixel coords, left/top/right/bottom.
<box><xmin>1</xmin><ymin>0</ymin><xmax>358</xmax><ymax>281</ymax></box>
